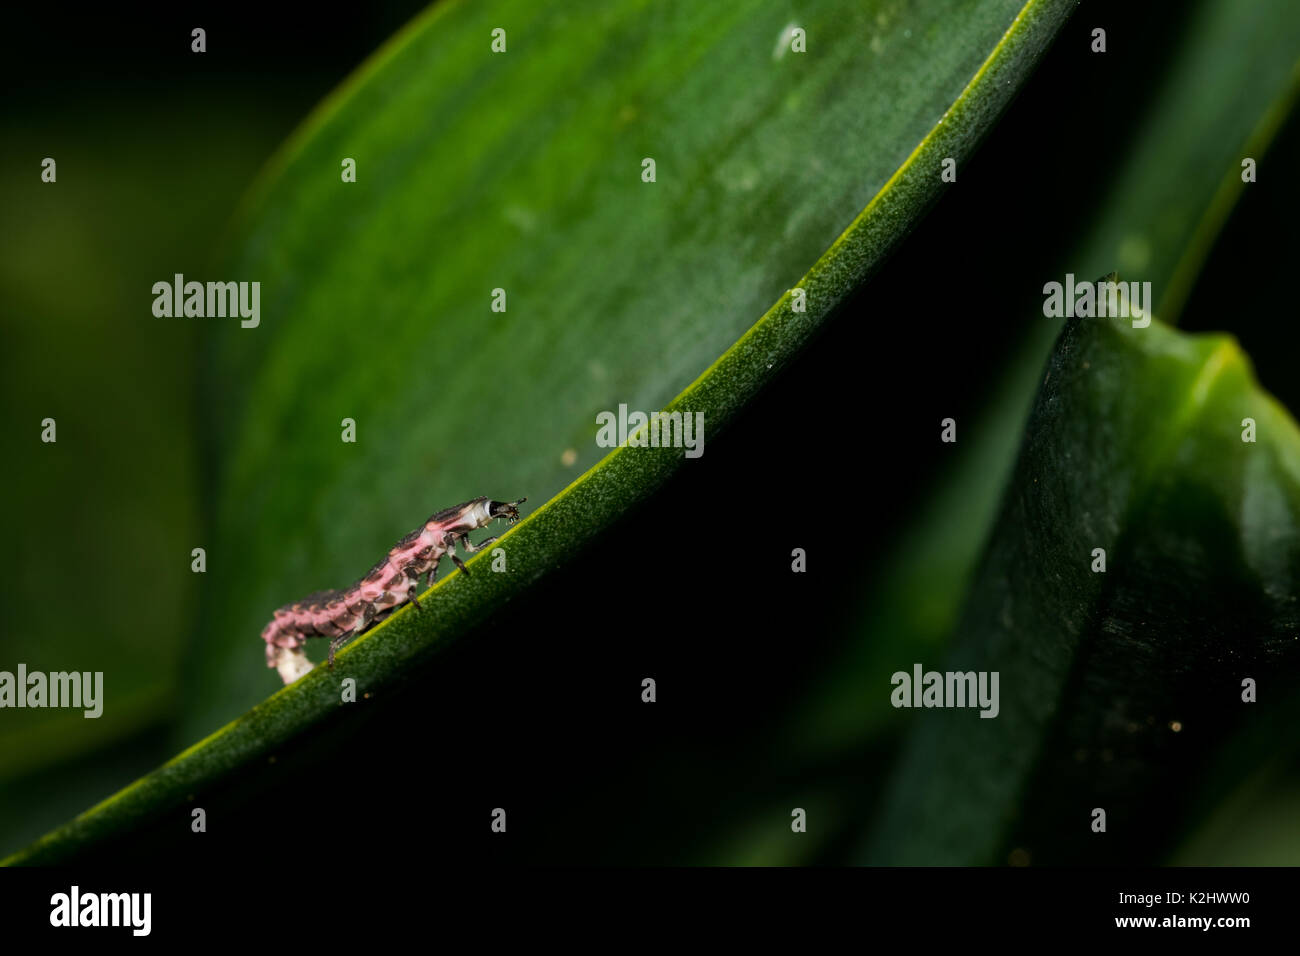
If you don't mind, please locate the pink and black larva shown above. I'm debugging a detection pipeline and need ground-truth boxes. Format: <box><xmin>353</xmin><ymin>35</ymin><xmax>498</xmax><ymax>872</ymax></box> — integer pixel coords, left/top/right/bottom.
<box><xmin>261</xmin><ymin>496</ymin><xmax>526</xmax><ymax>684</ymax></box>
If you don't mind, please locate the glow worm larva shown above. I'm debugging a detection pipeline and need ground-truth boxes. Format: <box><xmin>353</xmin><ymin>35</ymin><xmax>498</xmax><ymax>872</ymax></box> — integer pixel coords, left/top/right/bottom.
<box><xmin>261</xmin><ymin>496</ymin><xmax>526</xmax><ymax>684</ymax></box>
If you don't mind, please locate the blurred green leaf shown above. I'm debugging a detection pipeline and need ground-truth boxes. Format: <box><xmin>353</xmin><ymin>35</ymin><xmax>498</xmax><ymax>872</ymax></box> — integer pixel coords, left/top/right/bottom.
<box><xmin>6</xmin><ymin>0</ymin><xmax>1075</xmax><ymax>864</ymax></box>
<box><xmin>790</xmin><ymin>0</ymin><xmax>1300</xmax><ymax>760</ymax></box>
<box><xmin>0</xmin><ymin>96</ymin><xmax>300</xmax><ymax>856</ymax></box>
<box><xmin>1169</xmin><ymin>684</ymin><xmax>1300</xmax><ymax>864</ymax></box>
<box><xmin>866</xmin><ymin>314</ymin><xmax>1300</xmax><ymax>864</ymax></box>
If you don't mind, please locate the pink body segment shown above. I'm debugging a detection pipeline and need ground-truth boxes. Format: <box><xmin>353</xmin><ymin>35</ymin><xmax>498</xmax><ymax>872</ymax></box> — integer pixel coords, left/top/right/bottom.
<box><xmin>261</xmin><ymin>496</ymin><xmax>525</xmax><ymax>683</ymax></box>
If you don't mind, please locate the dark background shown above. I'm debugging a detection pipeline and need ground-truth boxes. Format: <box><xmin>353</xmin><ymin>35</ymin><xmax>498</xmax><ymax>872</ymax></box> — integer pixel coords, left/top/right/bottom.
<box><xmin>2</xmin><ymin>0</ymin><xmax>1297</xmax><ymax>866</ymax></box>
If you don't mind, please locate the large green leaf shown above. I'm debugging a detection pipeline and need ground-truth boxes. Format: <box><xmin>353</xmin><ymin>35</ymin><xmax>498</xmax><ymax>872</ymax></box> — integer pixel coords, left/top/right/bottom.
<box><xmin>5</xmin><ymin>0</ymin><xmax>1074</xmax><ymax>864</ymax></box>
<box><xmin>865</xmin><ymin>314</ymin><xmax>1300</xmax><ymax>864</ymax></box>
<box><xmin>190</xmin><ymin>0</ymin><xmax>1076</xmax><ymax>736</ymax></box>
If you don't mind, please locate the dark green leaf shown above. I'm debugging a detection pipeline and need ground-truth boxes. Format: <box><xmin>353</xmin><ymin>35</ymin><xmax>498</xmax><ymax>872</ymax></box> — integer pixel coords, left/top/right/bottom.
<box><xmin>865</xmin><ymin>315</ymin><xmax>1300</xmax><ymax>864</ymax></box>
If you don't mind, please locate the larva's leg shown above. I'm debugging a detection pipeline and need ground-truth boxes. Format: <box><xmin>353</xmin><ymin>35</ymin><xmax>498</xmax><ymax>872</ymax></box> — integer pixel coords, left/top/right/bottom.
<box><xmin>357</xmin><ymin>606</ymin><xmax>397</xmax><ymax>636</ymax></box>
<box><xmin>459</xmin><ymin>533</ymin><xmax>497</xmax><ymax>554</ymax></box>
<box><xmin>444</xmin><ymin>533</ymin><xmax>470</xmax><ymax>575</ymax></box>
<box><xmin>355</xmin><ymin>606</ymin><xmax>390</xmax><ymax>637</ymax></box>
<box><xmin>328</xmin><ymin>633</ymin><xmax>349</xmax><ymax>669</ymax></box>
<box><xmin>406</xmin><ymin>568</ymin><xmax>423</xmax><ymax>610</ymax></box>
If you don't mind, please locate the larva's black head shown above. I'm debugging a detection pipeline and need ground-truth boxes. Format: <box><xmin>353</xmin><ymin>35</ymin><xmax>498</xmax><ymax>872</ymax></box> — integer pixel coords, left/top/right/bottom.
<box><xmin>489</xmin><ymin>498</ymin><xmax>526</xmax><ymax>524</ymax></box>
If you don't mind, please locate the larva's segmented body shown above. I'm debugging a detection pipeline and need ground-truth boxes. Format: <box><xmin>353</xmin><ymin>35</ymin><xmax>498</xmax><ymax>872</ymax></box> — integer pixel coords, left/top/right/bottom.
<box><xmin>262</xmin><ymin>496</ymin><xmax>525</xmax><ymax>684</ymax></box>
